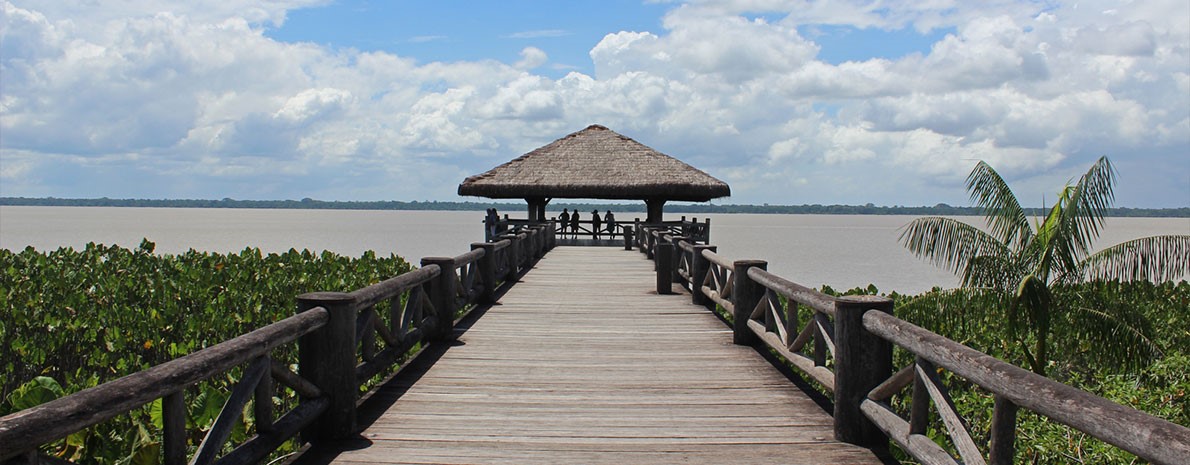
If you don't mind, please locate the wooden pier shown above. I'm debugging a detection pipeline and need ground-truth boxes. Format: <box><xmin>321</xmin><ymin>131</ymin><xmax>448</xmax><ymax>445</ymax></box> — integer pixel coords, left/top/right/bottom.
<box><xmin>298</xmin><ymin>247</ymin><xmax>883</xmax><ymax>464</ymax></box>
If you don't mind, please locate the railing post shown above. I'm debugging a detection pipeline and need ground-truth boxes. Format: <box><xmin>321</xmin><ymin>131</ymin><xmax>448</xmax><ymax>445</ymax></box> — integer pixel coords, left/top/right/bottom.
<box><xmin>421</xmin><ymin>257</ymin><xmax>457</xmax><ymax>341</ymax></box>
<box><xmin>296</xmin><ymin>292</ymin><xmax>358</xmax><ymax>441</ymax></box>
<box><xmin>833</xmin><ymin>295</ymin><xmax>894</xmax><ymax>451</ymax></box>
<box><xmin>989</xmin><ymin>395</ymin><xmax>1019</xmax><ymax>465</ymax></box>
<box><xmin>691</xmin><ymin>245</ymin><xmax>716</xmax><ymax>310</ymax></box>
<box><xmin>645</xmin><ymin>229</ymin><xmax>656</xmax><ymax>260</ymax></box>
<box><xmin>731</xmin><ymin>260</ymin><xmax>766</xmax><ymax>345</ymax></box>
<box><xmin>503</xmin><ymin>234</ymin><xmax>520</xmax><ymax>276</ymax></box>
<box><xmin>655</xmin><ymin>240</ymin><xmax>674</xmax><ymax>295</ymax></box>
<box><xmin>536</xmin><ymin>226</ymin><xmax>546</xmax><ymax>258</ymax></box>
<box><xmin>472</xmin><ymin>242</ymin><xmax>497</xmax><ymax>304</ymax></box>
<box><xmin>635</xmin><ymin>220</ymin><xmax>644</xmax><ymax>253</ymax></box>
<box><xmin>624</xmin><ymin>225</ymin><xmax>634</xmax><ymax>250</ymax></box>
<box><xmin>547</xmin><ymin>220</ymin><xmax>556</xmax><ymax>250</ymax></box>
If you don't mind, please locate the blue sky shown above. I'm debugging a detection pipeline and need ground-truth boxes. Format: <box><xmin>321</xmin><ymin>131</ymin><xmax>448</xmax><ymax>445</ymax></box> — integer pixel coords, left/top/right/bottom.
<box><xmin>2</xmin><ymin>0</ymin><xmax>1188</xmax><ymax>208</ymax></box>
<box><xmin>263</xmin><ymin>1</ymin><xmax>953</xmax><ymax>77</ymax></box>
<box><xmin>266</xmin><ymin>0</ymin><xmax>671</xmax><ymax>78</ymax></box>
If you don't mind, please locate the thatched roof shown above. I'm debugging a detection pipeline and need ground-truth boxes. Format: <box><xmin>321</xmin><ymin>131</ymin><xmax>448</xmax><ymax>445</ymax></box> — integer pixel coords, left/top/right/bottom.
<box><xmin>457</xmin><ymin>125</ymin><xmax>730</xmax><ymax>202</ymax></box>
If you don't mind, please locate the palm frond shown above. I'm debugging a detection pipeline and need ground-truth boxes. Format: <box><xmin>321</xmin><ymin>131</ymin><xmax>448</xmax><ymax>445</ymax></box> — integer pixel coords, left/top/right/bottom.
<box><xmin>1064</xmin><ymin>304</ymin><xmax>1163</xmax><ymax>373</ymax></box>
<box><xmin>960</xmin><ymin>254</ymin><xmax>1021</xmax><ymax>289</ymax></box>
<box><xmin>1077</xmin><ymin>235</ymin><xmax>1190</xmax><ymax>283</ymax></box>
<box><xmin>966</xmin><ymin>161</ymin><xmax>1033</xmax><ymax>249</ymax></box>
<box><xmin>899</xmin><ymin>216</ymin><xmax>1009</xmax><ymax>280</ymax></box>
<box><xmin>1057</xmin><ymin>157</ymin><xmax>1116</xmax><ymax>265</ymax></box>
<box><xmin>1031</xmin><ymin>157</ymin><xmax>1117</xmax><ymax>283</ymax></box>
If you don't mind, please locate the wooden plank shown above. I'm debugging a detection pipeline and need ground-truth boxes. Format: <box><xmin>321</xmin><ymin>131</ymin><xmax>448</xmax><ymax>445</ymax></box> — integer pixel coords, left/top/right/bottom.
<box><xmin>300</xmin><ymin>247</ymin><xmax>883</xmax><ymax>465</ymax></box>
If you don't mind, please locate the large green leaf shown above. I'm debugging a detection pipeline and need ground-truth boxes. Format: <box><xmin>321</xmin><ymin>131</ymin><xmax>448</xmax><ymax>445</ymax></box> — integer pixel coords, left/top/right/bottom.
<box><xmin>5</xmin><ymin>376</ymin><xmax>65</xmax><ymax>411</ymax></box>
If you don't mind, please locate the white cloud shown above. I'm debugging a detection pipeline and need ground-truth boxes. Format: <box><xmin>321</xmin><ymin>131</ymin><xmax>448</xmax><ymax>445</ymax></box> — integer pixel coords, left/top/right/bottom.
<box><xmin>514</xmin><ymin>47</ymin><xmax>548</xmax><ymax>70</ymax></box>
<box><xmin>1</xmin><ymin>0</ymin><xmax>1187</xmax><ymax>207</ymax></box>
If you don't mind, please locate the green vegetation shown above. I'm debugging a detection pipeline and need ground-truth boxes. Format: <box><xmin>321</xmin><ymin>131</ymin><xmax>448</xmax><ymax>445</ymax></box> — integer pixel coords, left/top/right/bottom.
<box><xmin>900</xmin><ymin>157</ymin><xmax>1190</xmax><ymax>375</ymax></box>
<box><xmin>2</xmin><ymin>196</ymin><xmax>1186</xmax><ymax>217</ymax></box>
<box><xmin>1</xmin><ymin>241</ymin><xmax>413</xmax><ymax>463</ymax></box>
<box><xmin>827</xmin><ymin>281</ymin><xmax>1188</xmax><ymax>465</ymax></box>
<box><xmin>889</xmin><ymin>156</ymin><xmax>1189</xmax><ymax>463</ymax></box>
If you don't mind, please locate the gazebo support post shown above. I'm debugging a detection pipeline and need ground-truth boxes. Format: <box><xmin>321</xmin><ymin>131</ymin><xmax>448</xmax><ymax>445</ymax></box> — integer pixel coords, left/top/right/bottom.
<box><xmin>525</xmin><ymin>197</ymin><xmax>549</xmax><ymax>222</ymax></box>
<box><xmin>645</xmin><ymin>199</ymin><xmax>666</xmax><ymax>223</ymax></box>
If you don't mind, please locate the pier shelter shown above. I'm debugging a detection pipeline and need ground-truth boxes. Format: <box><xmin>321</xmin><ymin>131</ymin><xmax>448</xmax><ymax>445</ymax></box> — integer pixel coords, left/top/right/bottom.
<box><xmin>457</xmin><ymin>124</ymin><xmax>730</xmax><ymax>223</ymax></box>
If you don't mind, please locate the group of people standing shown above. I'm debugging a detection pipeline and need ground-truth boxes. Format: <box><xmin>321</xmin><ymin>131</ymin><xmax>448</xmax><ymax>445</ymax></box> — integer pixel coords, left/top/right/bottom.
<box><xmin>557</xmin><ymin>208</ymin><xmax>616</xmax><ymax>239</ymax></box>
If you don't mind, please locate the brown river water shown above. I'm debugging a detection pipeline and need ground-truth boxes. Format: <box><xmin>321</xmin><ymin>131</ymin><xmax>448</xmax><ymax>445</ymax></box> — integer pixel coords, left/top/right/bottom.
<box><xmin>2</xmin><ymin>206</ymin><xmax>1185</xmax><ymax>295</ymax></box>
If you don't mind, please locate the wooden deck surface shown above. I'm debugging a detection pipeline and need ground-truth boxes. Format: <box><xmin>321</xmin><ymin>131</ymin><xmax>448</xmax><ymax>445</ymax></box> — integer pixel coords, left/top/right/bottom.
<box><xmin>300</xmin><ymin>247</ymin><xmax>886</xmax><ymax>464</ymax></box>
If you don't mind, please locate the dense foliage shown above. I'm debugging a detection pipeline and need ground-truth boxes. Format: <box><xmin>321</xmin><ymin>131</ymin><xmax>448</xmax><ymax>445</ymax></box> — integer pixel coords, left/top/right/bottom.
<box><xmin>1</xmin><ymin>241</ymin><xmax>413</xmax><ymax>463</ymax></box>
<box><xmin>829</xmin><ymin>281</ymin><xmax>1189</xmax><ymax>464</ymax></box>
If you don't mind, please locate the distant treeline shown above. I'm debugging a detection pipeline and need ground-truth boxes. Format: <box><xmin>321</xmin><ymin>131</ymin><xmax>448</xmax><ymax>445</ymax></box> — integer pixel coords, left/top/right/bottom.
<box><xmin>2</xmin><ymin>197</ymin><xmax>1186</xmax><ymax>217</ymax></box>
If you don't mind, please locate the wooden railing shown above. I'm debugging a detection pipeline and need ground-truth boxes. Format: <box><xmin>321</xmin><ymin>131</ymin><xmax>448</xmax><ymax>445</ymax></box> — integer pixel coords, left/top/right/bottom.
<box><xmin>0</xmin><ymin>223</ymin><xmax>554</xmax><ymax>465</ymax></box>
<box><xmin>645</xmin><ymin>234</ymin><xmax>1190</xmax><ymax>465</ymax></box>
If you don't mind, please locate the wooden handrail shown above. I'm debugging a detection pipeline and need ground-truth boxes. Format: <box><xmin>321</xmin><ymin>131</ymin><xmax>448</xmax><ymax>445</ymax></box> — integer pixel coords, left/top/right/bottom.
<box><xmin>747</xmin><ymin>267</ymin><xmax>836</xmax><ymax>316</ymax></box>
<box><xmin>0</xmin><ymin>307</ymin><xmax>328</xmax><ymax>459</ymax></box>
<box><xmin>862</xmin><ymin>311</ymin><xmax>1190</xmax><ymax>465</ymax></box>
<box><xmin>349</xmin><ymin>265</ymin><xmax>440</xmax><ymax>310</ymax></box>
<box><xmin>453</xmin><ymin>247</ymin><xmax>485</xmax><ymax>266</ymax></box>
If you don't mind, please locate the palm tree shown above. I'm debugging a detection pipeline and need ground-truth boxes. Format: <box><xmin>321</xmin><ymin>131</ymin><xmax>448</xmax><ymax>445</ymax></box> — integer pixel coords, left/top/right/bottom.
<box><xmin>899</xmin><ymin>156</ymin><xmax>1189</xmax><ymax>375</ymax></box>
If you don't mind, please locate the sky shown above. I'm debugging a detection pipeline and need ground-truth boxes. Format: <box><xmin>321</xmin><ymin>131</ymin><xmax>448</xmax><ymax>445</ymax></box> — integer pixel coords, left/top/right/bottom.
<box><xmin>1</xmin><ymin>0</ymin><xmax>1188</xmax><ymax>208</ymax></box>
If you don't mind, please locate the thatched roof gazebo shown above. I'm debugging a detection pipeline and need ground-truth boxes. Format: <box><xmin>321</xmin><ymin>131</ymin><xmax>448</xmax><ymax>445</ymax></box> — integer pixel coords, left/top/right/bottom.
<box><xmin>458</xmin><ymin>125</ymin><xmax>730</xmax><ymax>222</ymax></box>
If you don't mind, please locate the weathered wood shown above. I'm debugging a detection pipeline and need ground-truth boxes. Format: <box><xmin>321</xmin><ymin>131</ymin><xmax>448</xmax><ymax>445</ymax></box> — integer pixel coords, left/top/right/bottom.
<box><xmin>192</xmin><ymin>356</ymin><xmax>270</xmax><ymax>465</ymax></box>
<box><xmin>300</xmin><ymin>247</ymin><xmax>882</xmax><ymax>465</ymax></box>
<box><xmin>296</xmin><ymin>293</ymin><xmax>357</xmax><ymax>442</ymax></box>
<box><xmin>502</xmin><ymin>234</ymin><xmax>521</xmax><ymax>276</ymax></box>
<box><xmin>989</xmin><ymin>394</ymin><xmax>1018</xmax><ymax>465</ymax></box>
<box><xmin>690</xmin><ymin>244</ymin><xmax>717</xmax><ymax>311</ymax></box>
<box><xmin>254</xmin><ymin>355</ymin><xmax>275</xmax><ymax>434</ymax></box>
<box><xmin>270</xmin><ymin>358</ymin><xmax>322</xmax><ymax>399</ymax></box>
<box><xmin>670</xmin><ymin>236</ymin><xmax>687</xmax><ymax>285</ymax></box>
<box><xmin>864</xmin><ymin>311</ymin><xmax>1190</xmax><ymax>465</ymax></box>
<box><xmin>860</xmin><ymin>400</ymin><xmax>958</xmax><ymax>465</ymax></box>
<box><xmin>420</xmin><ymin>257</ymin><xmax>456</xmax><ymax>341</ymax></box>
<box><xmin>221</xmin><ymin>397</ymin><xmax>330</xmax><ymax>465</ymax></box>
<box><xmin>747</xmin><ymin>267</ymin><xmax>836</xmax><ymax>316</ymax></box>
<box><xmin>867</xmin><ymin>364</ymin><xmax>913</xmax><ymax>402</ymax></box>
<box><xmin>916</xmin><ymin>359</ymin><xmax>985</xmax><ymax>465</ymax></box>
<box><xmin>655</xmin><ymin>241</ymin><xmax>674</xmax><ymax>294</ymax></box>
<box><xmin>348</xmin><ymin>266</ymin><xmax>439</xmax><ymax>311</ymax></box>
<box><xmin>471</xmin><ymin>242</ymin><xmax>497</xmax><ymax>304</ymax></box>
<box><xmin>162</xmin><ymin>390</ymin><xmax>186</xmax><ymax>465</ymax></box>
<box><xmin>833</xmin><ymin>295</ymin><xmax>893</xmax><ymax>451</ymax></box>
<box><xmin>748</xmin><ymin>319</ymin><xmax>836</xmax><ymax>392</ymax></box>
<box><xmin>909</xmin><ymin>358</ymin><xmax>929</xmax><ymax>436</ymax></box>
<box><xmin>0</xmin><ymin>308</ymin><xmax>327</xmax><ymax>459</ymax></box>
<box><xmin>731</xmin><ymin>259</ymin><xmax>766</xmax><ymax>345</ymax></box>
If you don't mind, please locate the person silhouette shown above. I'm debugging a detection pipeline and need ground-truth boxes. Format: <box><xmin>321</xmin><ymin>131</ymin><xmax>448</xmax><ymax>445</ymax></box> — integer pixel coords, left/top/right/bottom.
<box><xmin>559</xmin><ymin>209</ymin><xmax>570</xmax><ymax>235</ymax></box>
<box><xmin>591</xmin><ymin>210</ymin><xmax>602</xmax><ymax>240</ymax></box>
<box><xmin>569</xmin><ymin>208</ymin><xmax>580</xmax><ymax>238</ymax></box>
<box><xmin>604</xmin><ymin>210</ymin><xmax>616</xmax><ymax>239</ymax></box>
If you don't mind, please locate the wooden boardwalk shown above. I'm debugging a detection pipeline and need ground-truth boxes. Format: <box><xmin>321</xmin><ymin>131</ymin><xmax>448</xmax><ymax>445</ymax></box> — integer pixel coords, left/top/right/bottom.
<box><xmin>300</xmin><ymin>247</ymin><xmax>885</xmax><ymax>464</ymax></box>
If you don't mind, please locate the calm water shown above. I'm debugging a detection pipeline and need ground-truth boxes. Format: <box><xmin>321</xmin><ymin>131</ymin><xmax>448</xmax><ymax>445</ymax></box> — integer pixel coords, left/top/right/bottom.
<box><xmin>2</xmin><ymin>206</ymin><xmax>1186</xmax><ymax>295</ymax></box>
